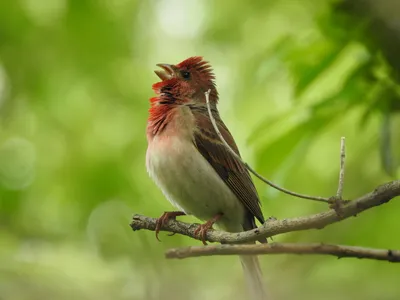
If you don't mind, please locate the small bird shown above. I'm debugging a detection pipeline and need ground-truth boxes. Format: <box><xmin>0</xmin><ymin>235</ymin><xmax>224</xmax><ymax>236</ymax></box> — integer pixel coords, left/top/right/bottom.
<box><xmin>146</xmin><ymin>56</ymin><xmax>267</xmax><ymax>300</ymax></box>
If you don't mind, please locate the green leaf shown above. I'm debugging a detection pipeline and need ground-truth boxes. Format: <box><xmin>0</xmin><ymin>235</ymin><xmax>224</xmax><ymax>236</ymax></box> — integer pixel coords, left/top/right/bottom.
<box><xmin>293</xmin><ymin>41</ymin><xmax>348</xmax><ymax>96</ymax></box>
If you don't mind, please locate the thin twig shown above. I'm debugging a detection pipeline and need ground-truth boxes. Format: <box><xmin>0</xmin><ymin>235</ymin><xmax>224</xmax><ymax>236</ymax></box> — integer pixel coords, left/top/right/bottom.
<box><xmin>336</xmin><ymin>137</ymin><xmax>346</xmax><ymax>199</ymax></box>
<box><xmin>131</xmin><ymin>180</ymin><xmax>400</xmax><ymax>244</ymax></box>
<box><xmin>204</xmin><ymin>89</ymin><xmax>330</xmax><ymax>203</ymax></box>
<box><xmin>165</xmin><ymin>242</ymin><xmax>400</xmax><ymax>262</ymax></box>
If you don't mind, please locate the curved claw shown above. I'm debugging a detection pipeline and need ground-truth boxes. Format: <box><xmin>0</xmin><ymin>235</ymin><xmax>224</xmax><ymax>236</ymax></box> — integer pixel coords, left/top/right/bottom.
<box><xmin>155</xmin><ymin>217</ymin><xmax>164</xmax><ymax>242</ymax></box>
<box><xmin>154</xmin><ymin>211</ymin><xmax>185</xmax><ymax>241</ymax></box>
<box><xmin>194</xmin><ymin>213</ymin><xmax>223</xmax><ymax>245</ymax></box>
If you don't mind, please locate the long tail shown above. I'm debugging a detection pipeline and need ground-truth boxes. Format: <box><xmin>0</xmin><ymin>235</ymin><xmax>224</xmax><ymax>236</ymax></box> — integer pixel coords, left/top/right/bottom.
<box><xmin>221</xmin><ymin>221</ymin><xmax>269</xmax><ymax>300</ymax></box>
<box><xmin>240</xmin><ymin>254</ymin><xmax>268</xmax><ymax>300</ymax></box>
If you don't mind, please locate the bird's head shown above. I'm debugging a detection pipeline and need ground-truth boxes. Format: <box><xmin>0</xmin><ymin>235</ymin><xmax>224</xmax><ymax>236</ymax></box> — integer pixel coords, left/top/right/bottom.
<box><xmin>152</xmin><ymin>56</ymin><xmax>218</xmax><ymax>104</ymax></box>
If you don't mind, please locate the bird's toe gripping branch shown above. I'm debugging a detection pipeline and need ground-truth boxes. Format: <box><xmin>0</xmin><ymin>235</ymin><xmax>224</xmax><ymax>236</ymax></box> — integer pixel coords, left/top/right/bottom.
<box><xmin>194</xmin><ymin>213</ymin><xmax>223</xmax><ymax>245</ymax></box>
<box><xmin>155</xmin><ymin>211</ymin><xmax>186</xmax><ymax>241</ymax></box>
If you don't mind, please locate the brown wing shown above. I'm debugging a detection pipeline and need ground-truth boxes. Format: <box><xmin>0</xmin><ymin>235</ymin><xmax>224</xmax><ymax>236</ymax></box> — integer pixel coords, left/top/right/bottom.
<box><xmin>192</xmin><ymin>109</ymin><xmax>265</xmax><ymax>225</ymax></box>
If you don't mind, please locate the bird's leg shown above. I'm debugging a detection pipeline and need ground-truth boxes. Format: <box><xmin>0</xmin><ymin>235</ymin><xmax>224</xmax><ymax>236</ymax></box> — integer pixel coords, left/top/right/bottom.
<box><xmin>155</xmin><ymin>211</ymin><xmax>186</xmax><ymax>241</ymax></box>
<box><xmin>194</xmin><ymin>213</ymin><xmax>223</xmax><ymax>245</ymax></box>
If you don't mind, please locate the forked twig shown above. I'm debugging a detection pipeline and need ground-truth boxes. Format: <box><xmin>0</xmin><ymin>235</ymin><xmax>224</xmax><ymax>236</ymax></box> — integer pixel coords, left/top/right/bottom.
<box><xmin>131</xmin><ymin>181</ymin><xmax>400</xmax><ymax>244</ymax></box>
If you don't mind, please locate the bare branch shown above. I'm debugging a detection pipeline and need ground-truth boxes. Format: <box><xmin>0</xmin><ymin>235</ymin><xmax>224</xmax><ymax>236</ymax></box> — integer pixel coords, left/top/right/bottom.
<box><xmin>131</xmin><ymin>180</ymin><xmax>400</xmax><ymax>244</ymax></box>
<box><xmin>336</xmin><ymin>137</ymin><xmax>346</xmax><ymax>199</ymax></box>
<box><xmin>204</xmin><ymin>89</ymin><xmax>330</xmax><ymax>203</ymax></box>
<box><xmin>165</xmin><ymin>242</ymin><xmax>400</xmax><ymax>262</ymax></box>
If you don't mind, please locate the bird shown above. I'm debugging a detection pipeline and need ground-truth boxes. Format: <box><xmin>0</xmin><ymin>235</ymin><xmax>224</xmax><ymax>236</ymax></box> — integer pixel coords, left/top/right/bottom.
<box><xmin>146</xmin><ymin>56</ymin><xmax>267</xmax><ymax>300</ymax></box>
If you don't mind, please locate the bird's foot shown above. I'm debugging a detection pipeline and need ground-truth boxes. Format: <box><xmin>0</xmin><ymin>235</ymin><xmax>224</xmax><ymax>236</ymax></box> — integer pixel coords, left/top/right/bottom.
<box><xmin>194</xmin><ymin>213</ymin><xmax>223</xmax><ymax>245</ymax></box>
<box><xmin>155</xmin><ymin>211</ymin><xmax>185</xmax><ymax>241</ymax></box>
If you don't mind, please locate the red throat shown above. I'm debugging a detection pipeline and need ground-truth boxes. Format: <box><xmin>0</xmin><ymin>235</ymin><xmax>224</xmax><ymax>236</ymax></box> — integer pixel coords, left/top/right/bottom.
<box><xmin>147</xmin><ymin>97</ymin><xmax>175</xmax><ymax>138</ymax></box>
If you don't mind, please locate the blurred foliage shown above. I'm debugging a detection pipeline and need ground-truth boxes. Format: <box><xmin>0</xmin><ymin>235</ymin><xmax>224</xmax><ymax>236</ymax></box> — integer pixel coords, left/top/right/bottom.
<box><xmin>0</xmin><ymin>0</ymin><xmax>399</xmax><ymax>299</ymax></box>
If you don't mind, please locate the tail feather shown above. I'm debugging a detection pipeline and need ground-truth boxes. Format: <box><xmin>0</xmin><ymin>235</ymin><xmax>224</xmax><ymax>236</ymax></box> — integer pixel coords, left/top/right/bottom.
<box><xmin>240</xmin><ymin>255</ymin><xmax>268</xmax><ymax>300</ymax></box>
<box><xmin>221</xmin><ymin>220</ymin><xmax>268</xmax><ymax>300</ymax></box>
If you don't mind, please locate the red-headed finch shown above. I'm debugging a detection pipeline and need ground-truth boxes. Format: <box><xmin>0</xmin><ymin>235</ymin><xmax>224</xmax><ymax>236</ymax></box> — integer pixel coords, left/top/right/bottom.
<box><xmin>146</xmin><ymin>57</ymin><xmax>268</xmax><ymax>300</ymax></box>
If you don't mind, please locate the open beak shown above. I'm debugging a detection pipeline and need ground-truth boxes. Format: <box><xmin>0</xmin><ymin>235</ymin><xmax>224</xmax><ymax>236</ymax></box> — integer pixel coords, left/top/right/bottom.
<box><xmin>155</xmin><ymin>64</ymin><xmax>176</xmax><ymax>81</ymax></box>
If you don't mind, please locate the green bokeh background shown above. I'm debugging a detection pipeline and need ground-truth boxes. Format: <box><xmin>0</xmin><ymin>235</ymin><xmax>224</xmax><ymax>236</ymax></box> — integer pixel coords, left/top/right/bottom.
<box><xmin>1</xmin><ymin>0</ymin><xmax>399</xmax><ymax>299</ymax></box>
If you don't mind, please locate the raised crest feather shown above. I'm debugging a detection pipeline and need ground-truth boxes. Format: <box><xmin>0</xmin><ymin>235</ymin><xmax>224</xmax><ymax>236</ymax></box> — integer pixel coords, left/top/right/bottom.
<box><xmin>177</xmin><ymin>56</ymin><xmax>216</xmax><ymax>81</ymax></box>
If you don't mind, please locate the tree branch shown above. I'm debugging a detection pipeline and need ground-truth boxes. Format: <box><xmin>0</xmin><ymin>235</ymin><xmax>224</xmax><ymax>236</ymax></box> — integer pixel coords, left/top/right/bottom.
<box><xmin>130</xmin><ymin>180</ymin><xmax>400</xmax><ymax>244</ymax></box>
<box><xmin>165</xmin><ymin>242</ymin><xmax>400</xmax><ymax>262</ymax></box>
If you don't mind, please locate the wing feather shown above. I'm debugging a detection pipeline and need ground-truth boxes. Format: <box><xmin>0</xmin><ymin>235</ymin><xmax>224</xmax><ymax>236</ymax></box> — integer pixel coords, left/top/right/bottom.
<box><xmin>192</xmin><ymin>109</ymin><xmax>265</xmax><ymax>225</ymax></box>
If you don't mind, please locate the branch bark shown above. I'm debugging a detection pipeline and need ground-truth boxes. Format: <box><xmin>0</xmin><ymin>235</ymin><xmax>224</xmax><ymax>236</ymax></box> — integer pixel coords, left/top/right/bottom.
<box><xmin>131</xmin><ymin>180</ymin><xmax>400</xmax><ymax>244</ymax></box>
<box><xmin>165</xmin><ymin>242</ymin><xmax>400</xmax><ymax>262</ymax></box>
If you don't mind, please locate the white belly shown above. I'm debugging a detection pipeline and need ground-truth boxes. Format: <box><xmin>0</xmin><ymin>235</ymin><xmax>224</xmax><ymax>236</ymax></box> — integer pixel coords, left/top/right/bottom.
<box><xmin>146</xmin><ymin>134</ymin><xmax>244</xmax><ymax>231</ymax></box>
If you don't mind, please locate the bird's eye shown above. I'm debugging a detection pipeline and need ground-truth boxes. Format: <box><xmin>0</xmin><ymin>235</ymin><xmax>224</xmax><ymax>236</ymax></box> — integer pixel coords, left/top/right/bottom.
<box><xmin>181</xmin><ymin>71</ymin><xmax>190</xmax><ymax>79</ymax></box>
